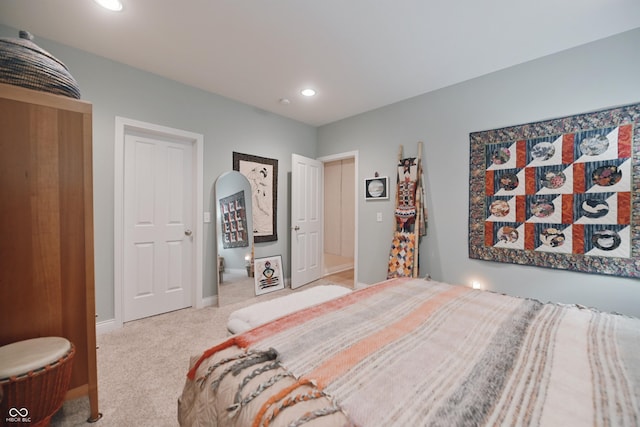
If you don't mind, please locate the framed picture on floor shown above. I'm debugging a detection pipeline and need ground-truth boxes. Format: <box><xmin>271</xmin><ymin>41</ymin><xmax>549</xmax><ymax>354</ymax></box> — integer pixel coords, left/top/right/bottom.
<box><xmin>254</xmin><ymin>255</ymin><xmax>284</xmax><ymax>295</ymax></box>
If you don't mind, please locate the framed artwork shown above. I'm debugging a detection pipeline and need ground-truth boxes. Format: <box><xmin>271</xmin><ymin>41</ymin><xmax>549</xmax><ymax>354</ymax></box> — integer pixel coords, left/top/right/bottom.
<box><xmin>364</xmin><ymin>176</ymin><xmax>389</xmax><ymax>200</ymax></box>
<box><xmin>254</xmin><ymin>255</ymin><xmax>284</xmax><ymax>295</ymax></box>
<box><xmin>218</xmin><ymin>190</ymin><xmax>249</xmax><ymax>248</ymax></box>
<box><xmin>469</xmin><ymin>102</ymin><xmax>639</xmax><ymax>278</ymax></box>
<box><xmin>233</xmin><ymin>152</ymin><xmax>278</xmax><ymax>243</ymax></box>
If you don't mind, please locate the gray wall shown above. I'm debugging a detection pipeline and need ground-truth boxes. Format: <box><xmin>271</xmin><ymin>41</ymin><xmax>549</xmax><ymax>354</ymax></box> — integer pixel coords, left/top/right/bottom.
<box><xmin>0</xmin><ymin>24</ymin><xmax>317</xmax><ymax>323</ymax></box>
<box><xmin>3</xmin><ymin>22</ymin><xmax>639</xmax><ymax>322</ymax></box>
<box><xmin>318</xmin><ymin>29</ymin><xmax>640</xmax><ymax>318</ymax></box>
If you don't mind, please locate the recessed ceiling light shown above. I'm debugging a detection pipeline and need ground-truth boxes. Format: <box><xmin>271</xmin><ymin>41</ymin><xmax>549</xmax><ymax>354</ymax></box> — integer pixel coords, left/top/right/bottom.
<box><xmin>94</xmin><ymin>0</ymin><xmax>123</xmax><ymax>11</ymax></box>
<box><xmin>301</xmin><ymin>88</ymin><xmax>316</xmax><ymax>97</ymax></box>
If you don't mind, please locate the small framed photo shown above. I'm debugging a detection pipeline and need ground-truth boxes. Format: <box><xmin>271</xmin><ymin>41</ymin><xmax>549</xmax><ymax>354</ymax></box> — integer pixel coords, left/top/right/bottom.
<box><xmin>254</xmin><ymin>255</ymin><xmax>285</xmax><ymax>295</ymax></box>
<box><xmin>364</xmin><ymin>176</ymin><xmax>389</xmax><ymax>200</ymax></box>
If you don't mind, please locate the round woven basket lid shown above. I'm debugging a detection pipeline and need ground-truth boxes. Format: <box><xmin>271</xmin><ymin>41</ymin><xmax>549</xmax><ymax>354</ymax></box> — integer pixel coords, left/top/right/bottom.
<box><xmin>0</xmin><ymin>30</ymin><xmax>81</xmax><ymax>99</ymax></box>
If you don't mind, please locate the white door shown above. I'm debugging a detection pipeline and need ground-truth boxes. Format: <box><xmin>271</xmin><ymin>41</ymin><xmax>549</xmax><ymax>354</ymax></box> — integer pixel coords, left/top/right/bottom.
<box><xmin>291</xmin><ymin>154</ymin><xmax>323</xmax><ymax>289</ymax></box>
<box><xmin>123</xmin><ymin>134</ymin><xmax>193</xmax><ymax>321</ymax></box>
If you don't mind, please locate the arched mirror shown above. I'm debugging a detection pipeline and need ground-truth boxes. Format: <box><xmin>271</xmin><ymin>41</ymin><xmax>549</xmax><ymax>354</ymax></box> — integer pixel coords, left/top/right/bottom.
<box><xmin>215</xmin><ymin>171</ymin><xmax>255</xmax><ymax>306</ymax></box>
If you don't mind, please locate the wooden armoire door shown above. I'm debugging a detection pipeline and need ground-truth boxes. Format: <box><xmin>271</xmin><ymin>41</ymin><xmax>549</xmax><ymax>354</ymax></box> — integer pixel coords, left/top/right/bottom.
<box><xmin>0</xmin><ymin>83</ymin><xmax>99</xmax><ymax>421</ymax></box>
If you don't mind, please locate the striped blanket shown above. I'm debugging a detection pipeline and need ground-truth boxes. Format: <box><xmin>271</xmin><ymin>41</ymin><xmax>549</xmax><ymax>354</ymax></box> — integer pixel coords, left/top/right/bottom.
<box><xmin>179</xmin><ymin>278</ymin><xmax>640</xmax><ymax>426</ymax></box>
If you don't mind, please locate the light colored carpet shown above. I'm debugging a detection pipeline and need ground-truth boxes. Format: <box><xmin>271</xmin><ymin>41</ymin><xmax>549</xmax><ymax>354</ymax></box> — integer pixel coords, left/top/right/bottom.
<box><xmin>50</xmin><ymin>277</ymin><xmax>351</xmax><ymax>427</ymax></box>
<box><xmin>218</xmin><ymin>271</ymin><xmax>258</xmax><ymax>307</ymax></box>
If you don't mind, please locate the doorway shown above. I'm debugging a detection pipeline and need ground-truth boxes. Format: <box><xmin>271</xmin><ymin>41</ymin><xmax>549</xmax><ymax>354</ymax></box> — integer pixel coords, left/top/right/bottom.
<box><xmin>319</xmin><ymin>151</ymin><xmax>358</xmax><ymax>288</ymax></box>
<box><xmin>114</xmin><ymin>117</ymin><xmax>204</xmax><ymax>328</ymax></box>
<box><xmin>290</xmin><ymin>151</ymin><xmax>358</xmax><ymax>290</ymax></box>
<box><xmin>323</xmin><ymin>158</ymin><xmax>354</xmax><ymax>273</ymax></box>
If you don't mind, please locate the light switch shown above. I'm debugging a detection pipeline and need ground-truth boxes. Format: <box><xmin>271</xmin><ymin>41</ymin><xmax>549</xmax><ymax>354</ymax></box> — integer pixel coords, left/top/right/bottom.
<box><xmin>204</xmin><ymin>212</ymin><xmax>211</xmax><ymax>223</ymax></box>
<box><xmin>376</xmin><ymin>212</ymin><xmax>382</xmax><ymax>222</ymax></box>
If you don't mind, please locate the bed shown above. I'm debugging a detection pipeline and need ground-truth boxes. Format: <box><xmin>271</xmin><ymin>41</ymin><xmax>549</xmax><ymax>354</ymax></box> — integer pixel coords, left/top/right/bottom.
<box><xmin>178</xmin><ymin>277</ymin><xmax>640</xmax><ymax>426</ymax></box>
<box><xmin>227</xmin><ymin>285</ymin><xmax>352</xmax><ymax>334</ymax></box>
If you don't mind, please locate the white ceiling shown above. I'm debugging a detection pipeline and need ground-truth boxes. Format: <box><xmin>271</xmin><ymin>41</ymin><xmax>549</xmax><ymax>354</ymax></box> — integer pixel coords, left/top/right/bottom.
<box><xmin>1</xmin><ymin>1</ymin><xmax>640</xmax><ymax>126</ymax></box>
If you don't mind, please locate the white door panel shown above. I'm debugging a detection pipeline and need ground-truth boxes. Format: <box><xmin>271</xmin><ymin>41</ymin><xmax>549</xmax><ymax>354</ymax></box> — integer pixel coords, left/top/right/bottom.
<box><xmin>309</xmin><ymin>231</ymin><xmax>319</xmax><ymax>270</ymax></box>
<box><xmin>124</xmin><ymin>134</ymin><xmax>193</xmax><ymax>321</ymax></box>
<box><xmin>291</xmin><ymin>154</ymin><xmax>323</xmax><ymax>289</ymax></box>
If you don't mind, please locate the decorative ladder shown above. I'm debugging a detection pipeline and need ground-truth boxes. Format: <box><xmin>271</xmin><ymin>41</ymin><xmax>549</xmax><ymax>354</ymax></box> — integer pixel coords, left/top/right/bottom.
<box><xmin>387</xmin><ymin>141</ymin><xmax>427</xmax><ymax>278</ymax></box>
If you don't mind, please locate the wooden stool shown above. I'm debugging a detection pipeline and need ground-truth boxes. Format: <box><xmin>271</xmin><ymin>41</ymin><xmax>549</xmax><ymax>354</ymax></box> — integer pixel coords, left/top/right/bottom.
<box><xmin>0</xmin><ymin>337</ymin><xmax>75</xmax><ymax>427</ymax></box>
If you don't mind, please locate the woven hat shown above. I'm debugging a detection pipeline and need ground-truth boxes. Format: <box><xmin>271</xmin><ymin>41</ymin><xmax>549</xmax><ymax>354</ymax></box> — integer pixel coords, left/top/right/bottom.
<box><xmin>0</xmin><ymin>30</ymin><xmax>81</xmax><ymax>99</ymax></box>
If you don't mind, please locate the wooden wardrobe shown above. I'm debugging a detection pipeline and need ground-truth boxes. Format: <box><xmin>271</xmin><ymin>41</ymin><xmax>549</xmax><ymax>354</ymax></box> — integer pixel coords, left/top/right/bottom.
<box><xmin>0</xmin><ymin>82</ymin><xmax>100</xmax><ymax>421</ymax></box>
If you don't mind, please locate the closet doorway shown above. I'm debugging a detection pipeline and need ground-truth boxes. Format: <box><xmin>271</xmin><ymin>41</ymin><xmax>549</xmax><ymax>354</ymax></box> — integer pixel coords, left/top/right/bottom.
<box><xmin>320</xmin><ymin>152</ymin><xmax>358</xmax><ymax>288</ymax></box>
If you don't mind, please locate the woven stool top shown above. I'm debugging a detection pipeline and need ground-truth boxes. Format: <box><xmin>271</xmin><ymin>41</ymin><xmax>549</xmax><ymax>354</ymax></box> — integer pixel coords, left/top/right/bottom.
<box><xmin>0</xmin><ymin>337</ymin><xmax>71</xmax><ymax>379</ymax></box>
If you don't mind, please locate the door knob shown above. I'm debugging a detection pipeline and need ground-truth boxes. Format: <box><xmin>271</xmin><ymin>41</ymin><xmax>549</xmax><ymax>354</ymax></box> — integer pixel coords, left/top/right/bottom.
<box><xmin>292</xmin><ymin>226</ymin><xmax>300</xmax><ymax>231</ymax></box>
<box><xmin>184</xmin><ymin>229</ymin><xmax>193</xmax><ymax>236</ymax></box>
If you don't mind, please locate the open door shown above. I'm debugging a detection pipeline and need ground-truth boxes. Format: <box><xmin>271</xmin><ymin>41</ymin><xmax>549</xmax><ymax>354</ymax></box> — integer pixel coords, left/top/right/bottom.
<box><xmin>291</xmin><ymin>154</ymin><xmax>323</xmax><ymax>289</ymax></box>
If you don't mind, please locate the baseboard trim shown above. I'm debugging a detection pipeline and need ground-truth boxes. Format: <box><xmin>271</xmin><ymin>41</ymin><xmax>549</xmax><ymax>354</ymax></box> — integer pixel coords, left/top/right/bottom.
<box><xmin>96</xmin><ymin>318</ymin><xmax>121</xmax><ymax>335</ymax></box>
<box><xmin>97</xmin><ymin>297</ymin><xmax>217</xmax><ymax>335</ymax></box>
<box><xmin>65</xmin><ymin>384</ymin><xmax>88</xmax><ymax>401</ymax></box>
<box><xmin>354</xmin><ymin>281</ymin><xmax>369</xmax><ymax>290</ymax></box>
<box><xmin>323</xmin><ymin>264</ymin><xmax>354</xmax><ymax>276</ymax></box>
<box><xmin>201</xmin><ymin>295</ymin><xmax>217</xmax><ymax>308</ymax></box>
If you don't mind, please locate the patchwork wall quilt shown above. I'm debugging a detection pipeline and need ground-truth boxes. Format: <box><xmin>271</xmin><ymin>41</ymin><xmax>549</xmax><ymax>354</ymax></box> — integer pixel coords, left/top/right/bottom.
<box><xmin>469</xmin><ymin>103</ymin><xmax>640</xmax><ymax>277</ymax></box>
<box><xmin>219</xmin><ymin>190</ymin><xmax>249</xmax><ymax>249</ymax></box>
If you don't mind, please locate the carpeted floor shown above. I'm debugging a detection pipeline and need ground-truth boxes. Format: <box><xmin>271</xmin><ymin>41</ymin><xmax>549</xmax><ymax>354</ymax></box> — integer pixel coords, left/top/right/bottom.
<box><xmin>50</xmin><ymin>275</ymin><xmax>352</xmax><ymax>427</ymax></box>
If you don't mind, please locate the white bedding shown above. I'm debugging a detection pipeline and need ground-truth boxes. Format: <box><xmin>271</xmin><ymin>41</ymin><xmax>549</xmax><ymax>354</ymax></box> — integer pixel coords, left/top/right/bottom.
<box><xmin>227</xmin><ymin>285</ymin><xmax>352</xmax><ymax>334</ymax></box>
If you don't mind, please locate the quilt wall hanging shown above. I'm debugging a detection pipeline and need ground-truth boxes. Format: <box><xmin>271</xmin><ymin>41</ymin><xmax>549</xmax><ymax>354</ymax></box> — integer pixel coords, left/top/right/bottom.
<box><xmin>219</xmin><ymin>190</ymin><xmax>249</xmax><ymax>249</ymax></box>
<box><xmin>469</xmin><ymin>103</ymin><xmax>639</xmax><ymax>278</ymax></box>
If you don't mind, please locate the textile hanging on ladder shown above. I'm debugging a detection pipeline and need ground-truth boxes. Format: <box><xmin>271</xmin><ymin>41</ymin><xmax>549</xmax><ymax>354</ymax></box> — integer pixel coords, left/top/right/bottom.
<box><xmin>387</xmin><ymin>142</ymin><xmax>427</xmax><ymax>279</ymax></box>
<box><xmin>388</xmin><ymin>232</ymin><xmax>416</xmax><ymax>278</ymax></box>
